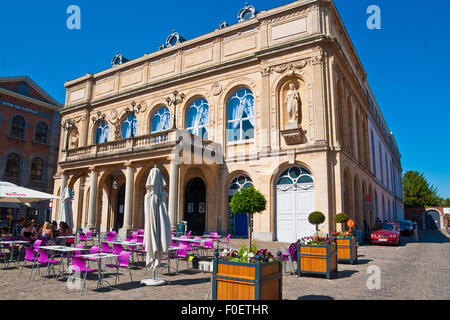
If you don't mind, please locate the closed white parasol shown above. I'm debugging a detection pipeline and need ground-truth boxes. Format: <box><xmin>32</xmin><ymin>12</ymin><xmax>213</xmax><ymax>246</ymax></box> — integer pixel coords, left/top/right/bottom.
<box><xmin>141</xmin><ymin>166</ymin><xmax>172</xmax><ymax>286</ymax></box>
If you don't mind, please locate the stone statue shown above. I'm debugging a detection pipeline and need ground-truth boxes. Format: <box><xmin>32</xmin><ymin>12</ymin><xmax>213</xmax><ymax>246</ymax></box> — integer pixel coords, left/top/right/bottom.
<box><xmin>284</xmin><ymin>83</ymin><xmax>301</xmax><ymax>124</ymax></box>
<box><xmin>70</xmin><ymin>130</ymin><xmax>79</xmax><ymax>148</ymax></box>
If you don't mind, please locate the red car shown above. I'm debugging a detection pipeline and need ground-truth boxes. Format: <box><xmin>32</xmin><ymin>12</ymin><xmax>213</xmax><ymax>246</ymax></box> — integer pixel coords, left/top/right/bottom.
<box><xmin>370</xmin><ymin>222</ymin><xmax>400</xmax><ymax>245</ymax></box>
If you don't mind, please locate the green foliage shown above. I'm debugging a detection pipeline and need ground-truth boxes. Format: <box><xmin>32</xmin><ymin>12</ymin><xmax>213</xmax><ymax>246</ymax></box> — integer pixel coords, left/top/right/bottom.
<box><xmin>308</xmin><ymin>211</ymin><xmax>326</xmax><ymax>226</ymax></box>
<box><xmin>229</xmin><ymin>186</ymin><xmax>267</xmax><ymax>215</ymax></box>
<box><xmin>442</xmin><ymin>198</ymin><xmax>450</xmax><ymax>207</ymax></box>
<box><xmin>402</xmin><ymin>170</ymin><xmax>442</xmax><ymax>208</ymax></box>
<box><xmin>334</xmin><ymin>213</ymin><xmax>349</xmax><ymax>223</ymax></box>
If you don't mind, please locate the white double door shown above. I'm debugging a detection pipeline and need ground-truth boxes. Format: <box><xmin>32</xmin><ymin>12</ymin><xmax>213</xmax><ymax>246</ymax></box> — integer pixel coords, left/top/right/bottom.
<box><xmin>276</xmin><ymin>184</ymin><xmax>315</xmax><ymax>243</ymax></box>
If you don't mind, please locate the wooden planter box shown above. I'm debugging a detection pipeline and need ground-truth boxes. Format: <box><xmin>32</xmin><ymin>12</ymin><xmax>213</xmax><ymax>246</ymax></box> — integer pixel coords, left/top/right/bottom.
<box><xmin>297</xmin><ymin>243</ymin><xmax>337</xmax><ymax>279</ymax></box>
<box><xmin>212</xmin><ymin>259</ymin><xmax>282</xmax><ymax>300</ymax></box>
<box><xmin>336</xmin><ymin>237</ymin><xmax>357</xmax><ymax>264</ymax></box>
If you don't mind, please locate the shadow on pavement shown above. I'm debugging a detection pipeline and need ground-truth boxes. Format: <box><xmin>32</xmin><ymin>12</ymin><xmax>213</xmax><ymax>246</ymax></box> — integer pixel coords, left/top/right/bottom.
<box><xmin>297</xmin><ymin>295</ymin><xmax>334</xmax><ymax>300</ymax></box>
<box><xmin>417</xmin><ymin>230</ymin><xmax>450</xmax><ymax>243</ymax></box>
<box><xmin>168</xmin><ymin>277</ymin><xmax>211</xmax><ymax>286</ymax></box>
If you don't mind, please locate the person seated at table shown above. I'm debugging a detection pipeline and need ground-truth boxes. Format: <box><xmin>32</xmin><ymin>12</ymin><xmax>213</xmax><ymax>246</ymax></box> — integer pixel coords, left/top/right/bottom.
<box><xmin>58</xmin><ymin>222</ymin><xmax>71</xmax><ymax>236</ymax></box>
<box><xmin>12</xmin><ymin>219</ymin><xmax>25</xmax><ymax>240</ymax></box>
<box><xmin>51</xmin><ymin>221</ymin><xmax>59</xmax><ymax>237</ymax></box>
<box><xmin>38</xmin><ymin>222</ymin><xmax>54</xmax><ymax>242</ymax></box>
<box><xmin>20</xmin><ymin>220</ymin><xmax>36</xmax><ymax>241</ymax></box>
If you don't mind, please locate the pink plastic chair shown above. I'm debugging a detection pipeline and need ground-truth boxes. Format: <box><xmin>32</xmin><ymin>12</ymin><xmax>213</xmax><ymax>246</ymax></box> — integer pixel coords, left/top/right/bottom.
<box><xmin>34</xmin><ymin>249</ymin><xmax>62</xmax><ymax>284</ymax></box>
<box><xmin>105</xmin><ymin>251</ymin><xmax>133</xmax><ymax>285</ymax></box>
<box><xmin>202</xmin><ymin>238</ymin><xmax>214</xmax><ymax>256</ymax></box>
<box><xmin>113</xmin><ymin>243</ymin><xmax>124</xmax><ymax>256</ymax></box>
<box><xmin>18</xmin><ymin>247</ymin><xmax>37</xmax><ymax>279</ymax></box>
<box><xmin>106</xmin><ymin>232</ymin><xmax>116</xmax><ymax>242</ymax></box>
<box><xmin>86</xmin><ymin>246</ymin><xmax>99</xmax><ymax>265</ymax></box>
<box><xmin>74</xmin><ymin>244</ymin><xmax>84</xmax><ymax>257</ymax></box>
<box><xmin>101</xmin><ymin>242</ymin><xmax>113</xmax><ymax>254</ymax></box>
<box><xmin>66</xmin><ymin>257</ymin><xmax>97</xmax><ymax>296</ymax></box>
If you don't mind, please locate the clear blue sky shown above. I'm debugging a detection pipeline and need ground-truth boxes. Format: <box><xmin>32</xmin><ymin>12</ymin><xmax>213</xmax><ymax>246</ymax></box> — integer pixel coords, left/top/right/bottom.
<box><xmin>1</xmin><ymin>0</ymin><xmax>449</xmax><ymax>198</ymax></box>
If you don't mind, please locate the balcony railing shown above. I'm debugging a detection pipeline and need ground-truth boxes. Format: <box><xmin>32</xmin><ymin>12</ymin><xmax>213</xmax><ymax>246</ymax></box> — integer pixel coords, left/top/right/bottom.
<box><xmin>61</xmin><ymin>129</ymin><xmax>220</xmax><ymax>163</ymax></box>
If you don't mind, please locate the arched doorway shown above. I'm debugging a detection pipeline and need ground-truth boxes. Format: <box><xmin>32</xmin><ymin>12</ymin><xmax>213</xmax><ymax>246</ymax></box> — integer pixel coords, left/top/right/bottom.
<box><xmin>184</xmin><ymin>178</ymin><xmax>206</xmax><ymax>235</ymax></box>
<box><xmin>227</xmin><ymin>175</ymin><xmax>253</xmax><ymax>237</ymax></box>
<box><xmin>276</xmin><ymin>166</ymin><xmax>315</xmax><ymax>243</ymax></box>
<box><xmin>424</xmin><ymin>210</ymin><xmax>441</xmax><ymax>230</ymax></box>
<box><xmin>114</xmin><ymin>184</ymin><xmax>125</xmax><ymax>232</ymax></box>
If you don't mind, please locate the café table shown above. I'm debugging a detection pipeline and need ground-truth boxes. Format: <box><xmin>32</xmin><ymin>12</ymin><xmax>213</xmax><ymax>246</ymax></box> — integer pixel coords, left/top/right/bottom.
<box><xmin>37</xmin><ymin>245</ymin><xmax>91</xmax><ymax>278</ymax></box>
<box><xmin>80</xmin><ymin>252</ymin><xmax>119</xmax><ymax>289</ymax></box>
<box><xmin>0</xmin><ymin>240</ymin><xmax>30</xmax><ymax>268</ymax></box>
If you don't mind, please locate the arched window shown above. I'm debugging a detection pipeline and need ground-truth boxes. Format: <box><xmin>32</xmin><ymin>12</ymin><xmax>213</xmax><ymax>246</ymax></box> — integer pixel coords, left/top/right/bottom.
<box><xmin>186</xmin><ymin>98</ymin><xmax>209</xmax><ymax>139</ymax></box>
<box><xmin>277</xmin><ymin>166</ymin><xmax>314</xmax><ymax>188</ymax></box>
<box><xmin>121</xmin><ymin>114</ymin><xmax>137</xmax><ymax>139</ymax></box>
<box><xmin>227</xmin><ymin>174</ymin><xmax>253</xmax><ymax>236</ymax></box>
<box><xmin>10</xmin><ymin>115</ymin><xmax>25</xmax><ymax>139</ymax></box>
<box><xmin>30</xmin><ymin>158</ymin><xmax>44</xmax><ymax>181</ymax></box>
<box><xmin>34</xmin><ymin>122</ymin><xmax>48</xmax><ymax>143</ymax></box>
<box><xmin>151</xmin><ymin>107</ymin><xmax>170</xmax><ymax>133</ymax></box>
<box><xmin>227</xmin><ymin>88</ymin><xmax>255</xmax><ymax>142</ymax></box>
<box><xmin>5</xmin><ymin>153</ymin><xmax>20</xmax><ymax>178</ymax></box>
<box><xmin>95</xmin><ymin>120</ymin><xmax>109</xmax><ymax>144</ymax></box>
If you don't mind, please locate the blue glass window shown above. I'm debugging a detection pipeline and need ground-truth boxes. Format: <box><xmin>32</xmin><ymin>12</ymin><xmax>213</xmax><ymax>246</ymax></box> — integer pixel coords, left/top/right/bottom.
<box><xmin>121</xmin><ymin>114</ymin><xmax>137</xmax><ymax>139</ymax></box>
<box><xmin>277</xmin><ymin>167</ymin><xmax>313</xmax><ymax>186</ymax></box>
<box><xmin>227</xmin><ymin>88</ymin><xmax>255</xmax><ymax>142</ymax></box>
<box><xmin>186</xmin><ymin>98</ymin><xmax>209</xmax><ymax>139</ymax></box>
<box><xmin>151</xmin><ymin>107</ymin><xmax>170</xmax><ymax>133</ymax></box>
<box><xmin>96</xmin><ymin>121</ymin><xmax>109</xmax><ymax>144</ymax></box>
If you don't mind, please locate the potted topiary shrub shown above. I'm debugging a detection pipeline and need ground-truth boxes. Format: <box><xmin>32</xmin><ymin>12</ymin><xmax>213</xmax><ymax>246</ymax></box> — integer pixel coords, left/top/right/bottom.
<box><xmin>211</xmin><ymin>187</ymin><xmax>282</xmax><ymax>300</ymax></box>
<box><xmin>334</xmin><ymin>212</ymin><xmax>349</xmax><ymax>232</ymax></box>
<box><xmin>229</xmin><ymin>186</ymin><xmax>267</xmax><ymax>251</ymax></box>
<box><xmin>296</xmin><ymin>211</ymin><xmax>337</xmax><ymax>279</ymax></box>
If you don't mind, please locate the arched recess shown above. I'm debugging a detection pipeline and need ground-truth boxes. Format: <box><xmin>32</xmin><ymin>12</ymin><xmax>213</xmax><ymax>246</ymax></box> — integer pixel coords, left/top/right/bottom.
<box><xmin>275</xmin><ymin>75</ymin><xmax>306</xmax><ymax>130</ymax></box>
<box><xmin>368</xmin><ymin>184</ymin><xmax>374</xmax><ymax>228</ymax></box>
<box><xmin>336</xmin><ymin>81</ymin><xmax>346</xmax><ymax>148</ymax></box>
<box><xmin>353</xmin><ymin>174</ymin><xmax>361</xmax><ymax>227</ymax></box>
<box><xmin>67</xmin><ymin>171</ymin><xmax>89</xmax><ymax>231</ymax></box>
<box><xmin>343</xmin><ymin>168</ymin><xmax>353</xmax><ymax>220</ymax></box>
<box><xmin>133</xmin><ymin>162</ymin><xmax>170</xmax><ymax>230</ymax></box>
<box><xmin>361</xmin><ymin>180</ymin><xmax>368</xmax><ymax>234</ymax></box>
<box><xmin>346</xmin><ymin>96</ymin><xmax>354</xmax><ymax>156</ymax></box>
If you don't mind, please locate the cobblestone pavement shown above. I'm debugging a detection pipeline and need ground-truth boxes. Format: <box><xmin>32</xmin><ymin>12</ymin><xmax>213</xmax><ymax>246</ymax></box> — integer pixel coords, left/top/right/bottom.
<box><xmin>0</xmin><ymin>230</ymin><xmax>448</xmax><ymax>300</ymax></box>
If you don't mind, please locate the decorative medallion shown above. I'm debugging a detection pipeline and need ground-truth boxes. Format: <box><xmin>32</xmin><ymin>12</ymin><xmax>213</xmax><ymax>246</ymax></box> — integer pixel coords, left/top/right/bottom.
<box><xmin>238</xmin><ymin>2</ymin><xmax>257</xmax><ymax>22</ymax></box>
<box><xmin>212</xmin><ymin>83</ymin><xmax>222</xmax><ymax>96</ymax></box>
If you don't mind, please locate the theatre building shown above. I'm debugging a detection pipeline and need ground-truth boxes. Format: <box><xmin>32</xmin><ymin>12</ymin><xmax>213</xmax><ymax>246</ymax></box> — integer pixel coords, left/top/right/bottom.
<box><xmin>53</xmin><ymin>0</ymin><xmax>403</xmax><ymax>242</ymax></box>
<box><xmin>0</xmin><ymin>76</ymin><xmax>62</xmax><ymax>226</ymax></box>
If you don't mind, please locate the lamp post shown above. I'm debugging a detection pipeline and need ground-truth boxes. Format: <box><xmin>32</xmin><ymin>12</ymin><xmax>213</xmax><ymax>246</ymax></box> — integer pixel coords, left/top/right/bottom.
<box><xmin>125</xmin><ymin>101</ymin><xmax>141</xmax><ymax>138</ymax></box>
<box><xmin>165</xmin><ymin>90</ymin><xmax>185</xmax><ymax>129</ymax></box>
<box><xmin>62</xmin><ymin>119</ymin><xmax>76</xmax><ymax>150</ymax></box>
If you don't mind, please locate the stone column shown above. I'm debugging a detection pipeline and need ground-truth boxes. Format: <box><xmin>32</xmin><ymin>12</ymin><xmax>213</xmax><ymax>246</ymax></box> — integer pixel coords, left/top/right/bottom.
<box><xmin>87</xmin><ymin>168</ymin><xmax>98</xmax><ymax>230</ymax></box>
<box><xmin>168</xmin><ymin>160</ymin><xmax>179</xmax><ymax>228</ymax></box>
<box><xmin>119</xmin><ymin>164</ymin><xmax>135</xmax><ymax>239</ymax></box>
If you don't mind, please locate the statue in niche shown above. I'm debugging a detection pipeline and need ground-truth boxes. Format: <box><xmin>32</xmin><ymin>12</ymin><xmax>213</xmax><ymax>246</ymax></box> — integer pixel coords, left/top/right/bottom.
<box><xmin>69</xmin><ymin>130</ymin><xmax>79</xmax><ymax>149</ymax></box>
<box><xmin>284</xmin><ymin>83</ymin><xmax>301</xmax><ymax>125</ymax></box>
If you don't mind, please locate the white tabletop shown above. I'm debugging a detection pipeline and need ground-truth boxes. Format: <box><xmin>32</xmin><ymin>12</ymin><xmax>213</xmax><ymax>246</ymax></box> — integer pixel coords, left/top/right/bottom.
<box><xmin>80</xmin><ymin>253</ymin><xmax>118</xmax><ymax>260</ymax></box>
<box><xmin>0</xmin><ymin>240</ymin><xmax>30</xmax><ymax>244</ymax></box>
<box><xmin>56</xmin><ymin>236</ymin><xmax>76</xmax><ymax>239</ymax></box>
<box><xmin>172</xmin><ymin>237</ymin><xmax>204</xmax><ymax>242</ymax></box>
<box><xmin>38</xmin><ymin>245</ymin><xmax>90</xmax><ymax>252</ymax></box>
<box><xmin>103</xmin><ymin>241</ymin><xmax>142</xmax><ymax>246</ymax></box>
<box><xmin>201</xmin><ymin>234</ymin><xmax>223</xmax><ymax>239</ymax></box>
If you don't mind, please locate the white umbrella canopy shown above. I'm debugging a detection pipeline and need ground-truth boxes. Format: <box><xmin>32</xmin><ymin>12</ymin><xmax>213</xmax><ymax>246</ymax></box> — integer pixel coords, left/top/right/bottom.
<box><xmin>58</xmin><ymin>187</ymin><xmax>74</xmax><ymax>231</ymax></box>
<box><xmin>141</xmin><ymin>166</ymin><xmax>172</xmax><ymax>286</ymax></box>
<box><xmin>0</xmin><ymin>181</ymin><xmax>60</xmax><ymax>203</ymax></box>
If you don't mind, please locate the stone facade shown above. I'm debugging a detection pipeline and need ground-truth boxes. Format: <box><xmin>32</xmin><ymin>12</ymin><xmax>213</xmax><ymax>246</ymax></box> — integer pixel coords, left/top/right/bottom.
<box><xmin>53</xmin><ymin>0</ymin><xmax>403</xmax><ymax>241</ymax></box>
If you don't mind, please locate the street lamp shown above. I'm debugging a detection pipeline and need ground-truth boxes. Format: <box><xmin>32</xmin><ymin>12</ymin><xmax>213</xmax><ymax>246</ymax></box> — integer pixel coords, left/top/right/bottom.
<box><xmin>124</xmin><ymin>101</ymin><xmax>142</xmax><ymax>138</ymax></box>
<box><xmin>62</xmin><ymin>119</ymin><xmax>76</xmax><ymax>150</ymax></box>
<box><xmin>165</xmin><ymin>90</ymin><xmax>185</xmax><ymax>129</ymax></box>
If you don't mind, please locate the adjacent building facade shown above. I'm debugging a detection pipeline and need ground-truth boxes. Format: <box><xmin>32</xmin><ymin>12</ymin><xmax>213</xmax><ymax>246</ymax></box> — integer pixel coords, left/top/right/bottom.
<box><xmin>0</xmin><ymin>76</ymin><xmax>62</xmax><ymax>227</ymax></box>
<box><xmin>53</xmin><ymin>0</ymin><xmax>403</xmax><ymax>242</ymax></box>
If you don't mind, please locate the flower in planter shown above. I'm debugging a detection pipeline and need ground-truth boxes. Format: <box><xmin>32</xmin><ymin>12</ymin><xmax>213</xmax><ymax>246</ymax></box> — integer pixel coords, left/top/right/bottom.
<box><xmin>219</xmin><ymin>245</ymin><xmax>280</xmax><ymax>264</ymax></box>
<box><xmin>299</xmin><ymin>234</ymin><xmax>335</xmax><ymax>246</ymax></box>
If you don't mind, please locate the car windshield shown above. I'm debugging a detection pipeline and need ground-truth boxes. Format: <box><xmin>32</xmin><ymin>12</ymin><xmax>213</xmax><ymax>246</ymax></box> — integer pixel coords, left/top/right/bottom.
<box><xmin>373</xmin><ymin>223</ymin><xmax>396</xmax><ymax>231</ymax></box>
<box><xmin>399</xmin><ymin>221</ymin><xmax>411</xmax><ymax>227</ymax></box>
